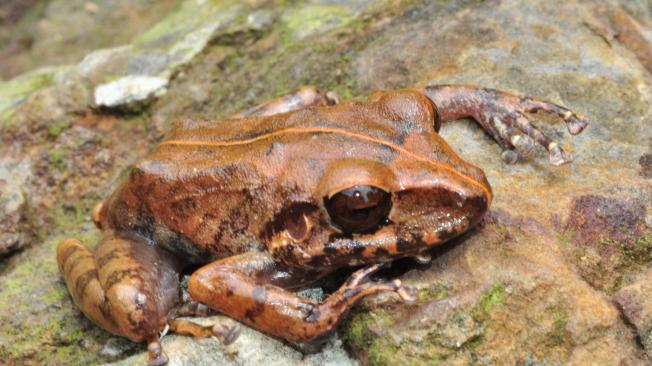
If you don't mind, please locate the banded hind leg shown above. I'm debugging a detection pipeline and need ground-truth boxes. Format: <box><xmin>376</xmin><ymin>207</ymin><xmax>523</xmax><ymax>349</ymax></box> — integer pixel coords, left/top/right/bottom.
<box><xmin>58</xmin><ymin>231</ymin><xmax>183</xmax><ymax>365</ymax></box>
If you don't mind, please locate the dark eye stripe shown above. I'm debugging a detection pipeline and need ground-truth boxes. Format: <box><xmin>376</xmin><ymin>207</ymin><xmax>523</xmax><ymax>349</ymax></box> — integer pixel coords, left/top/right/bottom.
<box><xmin>326</xmin><ymin>186</ymin><xmax>391</xmax><ymax>234</ymax></box>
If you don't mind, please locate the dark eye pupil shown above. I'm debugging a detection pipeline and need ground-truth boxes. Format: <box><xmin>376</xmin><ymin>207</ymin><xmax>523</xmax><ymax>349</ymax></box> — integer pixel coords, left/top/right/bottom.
<box><xmin>326</xmin><ymin>186</ymin><xmax>392</xmax><ymax>234</ymax></box>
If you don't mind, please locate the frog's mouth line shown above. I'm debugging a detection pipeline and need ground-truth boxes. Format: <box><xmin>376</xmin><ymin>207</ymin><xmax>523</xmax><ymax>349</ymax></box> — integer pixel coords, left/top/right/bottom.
<box><xmin>161</xmin><ymin>126</ymin><xmax>492</xmax><ymax>202</ymax></box>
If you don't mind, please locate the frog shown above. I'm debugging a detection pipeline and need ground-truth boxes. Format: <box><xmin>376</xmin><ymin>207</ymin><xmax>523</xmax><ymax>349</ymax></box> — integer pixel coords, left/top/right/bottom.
<box><xmin>57</xmin><ymin>84</ymin><xmax>588</xmax><ymax>365</ymax></box>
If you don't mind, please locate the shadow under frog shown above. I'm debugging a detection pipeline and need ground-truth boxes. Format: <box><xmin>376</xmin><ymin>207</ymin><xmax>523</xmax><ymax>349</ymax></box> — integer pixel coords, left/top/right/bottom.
<box><xmin>57</xmin><ymin>85</ymin><xmax>589</xmax><ymax>365</ymax></box>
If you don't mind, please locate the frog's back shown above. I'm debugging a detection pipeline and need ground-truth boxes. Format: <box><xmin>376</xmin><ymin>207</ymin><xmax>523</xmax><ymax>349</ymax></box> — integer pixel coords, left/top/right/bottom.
<box><xmin>99</xmin><ymin>91</ymin><xmax>486</xmax><ymax>262</ymax></box>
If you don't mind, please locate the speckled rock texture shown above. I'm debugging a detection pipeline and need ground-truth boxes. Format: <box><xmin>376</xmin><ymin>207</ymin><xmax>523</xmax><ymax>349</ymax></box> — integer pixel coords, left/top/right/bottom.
<box><xmin>0</xmin><ymin>0</ymin><xmax>650</xmax><ymax>365</ymax></box>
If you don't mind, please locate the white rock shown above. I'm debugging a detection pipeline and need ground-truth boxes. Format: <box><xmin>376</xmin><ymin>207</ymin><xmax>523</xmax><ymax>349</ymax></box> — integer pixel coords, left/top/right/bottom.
<box><xmin>94</xmin><ymin>75</ymin><xmax>168</xmax><ymax>108</ymax></box>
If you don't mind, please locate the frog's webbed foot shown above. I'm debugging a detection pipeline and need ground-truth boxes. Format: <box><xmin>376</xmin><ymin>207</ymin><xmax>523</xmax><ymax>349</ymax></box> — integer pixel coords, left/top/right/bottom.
<box><xmin>421</xmin><ymin>85</ymin><xmax>590</xmax><ymax>166</ymax></box>
<box><xmin>188</xmin><ymin>252</ymin><xmax>415</xmax><ymax>343</ymax></box>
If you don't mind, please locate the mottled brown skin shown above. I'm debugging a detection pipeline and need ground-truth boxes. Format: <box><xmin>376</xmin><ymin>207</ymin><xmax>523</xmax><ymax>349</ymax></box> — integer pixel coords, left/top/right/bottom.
<box><xmin>57</xmin><ymin>85</ymin><xmax>588</xmax><ymax>365</ymax></box>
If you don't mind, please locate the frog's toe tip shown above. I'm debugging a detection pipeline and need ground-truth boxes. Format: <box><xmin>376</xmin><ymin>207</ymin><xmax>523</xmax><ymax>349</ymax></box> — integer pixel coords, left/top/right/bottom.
<box><xmin>501</xmin><ymin>150</ymin><xmax>519</xmax><ymax>165</ymax></box>
<box><xmin>566</xmin><ymin>115</ymin><xmax>589</xmax><ymax>135</ymax></box>
<box><xmin>510</xmin><ymin>134</ymin><xmax>536</xmax><ymax>157</ymax></box>
<box><xmin>393</xmin><ymin>280</ymin><xmax>417</xmax><ymax>303</ymax></box>
<box><xmin>147</xmin><ymin>341</ymin><xmax>168</xmax><ymax>366</ymax></box>
<box><xmin>548</xmin><ymin>144</ymin><xmax>573</xmax><ymax>166</ymax></box>
<box><xmin>213</xmin><ymin>324</ymin><xmax>240</xmax><ymax>345</ymax></box>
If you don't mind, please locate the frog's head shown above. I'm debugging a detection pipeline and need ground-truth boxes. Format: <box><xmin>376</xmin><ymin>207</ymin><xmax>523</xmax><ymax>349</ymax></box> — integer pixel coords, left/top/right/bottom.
<box><xmin>266</xmin><ymin>90</ymin><xmax>491</xmax><ymax>269</ymax></box>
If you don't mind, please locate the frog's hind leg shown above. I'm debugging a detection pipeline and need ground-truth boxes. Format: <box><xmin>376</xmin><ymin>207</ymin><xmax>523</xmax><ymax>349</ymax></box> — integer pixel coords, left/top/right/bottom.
<box><xmin>188</xmin><ymin>252</ymin><xmax>415</xmax><ymax>343</ymax></box>
<box><xmin>57</xmin><ymin>238</ymin><xmax>121</xmax><ymax>334</ymax></box>
<box><xmin>57</xmin><ymin>232</ymin><xmax>183</xmax><ymax>366</ymax></box>
<box><xmin>232</xmin><ymin>86</ymin><xmax>339</xmax><ymax>118</ymax></box>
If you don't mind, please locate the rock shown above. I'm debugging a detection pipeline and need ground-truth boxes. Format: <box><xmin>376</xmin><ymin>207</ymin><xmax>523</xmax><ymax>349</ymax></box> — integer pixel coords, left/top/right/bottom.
<box><xmin>106</xmin><ymin>317</ymin><xmax>356</xmax><ymax>366</ymax></box>
<box><xmin>640</xmin><ymin>153</ymin><xmax>652</xmax><ymax>178</ymax></box>
<box><xmin>0</xmin><ymin>1</ymin><xmax>249</xmax><ymax>120</ymax></box>
<box><xmin>342</xmin><ymin>212</ymin><xmax>645</xmax><ymax>365</ymax></box>
<box><xmin>0</xmin><ymin>0</ymin><xmax>181</xmax><ymax>80</ymax></box>
<box><xmin>615</xmin><ymin>269</ymin><xmax>652</xmax><ymax>357</ymax></box>
<box><xmin>342</xmin><ymin>0</ymin><xmax>652</xmax><ymax>364</ymax></box>
<box><xmin>94</xmin><ymin>75</ymin><xmax>168</xmax><ymax>109</ymax></box>
<box><xmin>0</xmin><ymin>157</ymin><xmax>31</xmax><ymax>256</ymax></box>
<box><xmin>0</xmin><ymin>67</ymin><xmax>61</xmax><ymax>121</ymax></box>
<box><xmin>562</xmin><ymin>195</ymin><xmax>651</xmax><ymax>293</ymax></box>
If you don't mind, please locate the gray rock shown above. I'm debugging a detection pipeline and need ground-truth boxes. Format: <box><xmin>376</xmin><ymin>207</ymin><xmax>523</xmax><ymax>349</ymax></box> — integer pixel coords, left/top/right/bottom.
<box><xmin>0</xmin><ymin>157</ymin><xmax>31</xmax><ymax>256</ymax></box>
<box><xmin>105</xmin><ymin>317</ymin><xmax>357</xmax><ymax>366</ymax></box>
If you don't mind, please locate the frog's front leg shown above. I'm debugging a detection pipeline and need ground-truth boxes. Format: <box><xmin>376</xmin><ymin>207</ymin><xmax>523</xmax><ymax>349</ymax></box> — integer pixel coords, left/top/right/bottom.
<box><xmin>188</xmin><ymin>252</ymin><xmax>414</xmax><ymax>342</ymax></box>
<box><xmin>57</xmin><ymin>231</ymin><xmax>182</xmax><ymax>366</ymax></box>
<box><xmin>419</xmin><ymin>85</ymin><xmax>590</xmax><ymax>165</ymax></box>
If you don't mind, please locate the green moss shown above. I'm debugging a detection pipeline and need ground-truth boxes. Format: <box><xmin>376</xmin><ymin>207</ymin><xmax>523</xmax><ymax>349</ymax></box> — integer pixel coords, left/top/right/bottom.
<box><xmin>556</xmin><ymin>229</ymin><xmax>575</xmax><ymax>246</ymax></box>
<box><xmin>366</xmin><ymin>337</ymin><xmax>403</xmax><ymax>366</ymax></box>
<box><xmin>364</xmin><ymin>331</ymin><xmax>456</xmax><ymax>366</ymax></box>
<box><xmin>282</xmin><ymin>4</ymin><xmax>356</xmax><ymax>41</ymax></box>
<box><xmin>134</xmin><ymin>0</ymin><xmax>244</xmax><ymax>46</ymax></box>
<box><xmin>635</xmin><ymin>235</ymin><xmax>652</xmax><ymax>249</ymax></box>
<box><xmin>418</xmin><ymin>288</ymin><xmax>430</xmax><ymax>303</ymax></box>
<box><xmin>47</xmin><ymin>119</ymin><xmax>71</xmax><ymax>139</ymax></box>
<box><xmin>476</xmin><ymin>282</ymin><xmax>505</xmax><ymax>316</ymax></box>
<box><xmin>0</xmin><ymin>69</ymin><xmax>54</xmax><ymax>99</ymax></box>
<box><xmin>344</xmin><ymin>302</ymin><xmax>470</xmax><ymax>365</ymax></box>
<box><xmin>0</xmin><ymin>69</ymin><xmax>56</xmax><ymax>123</ymax></box>
<box><xmin>342</xmin><ymin>313</ymin><xmax>370</xmax><ymax>350</ymax></box>
<box><xmin>0</xmin><ymin>232</ymin><xmax>117</xmax><ymax>365</ymax></box>
<box><xmin>417</xmin><ymin>285</ymin><xmax>449</xmax><ymax>303</ymax></box>
<box><xmin>342</xmin><ymin>308</ymin><xmax>395</xmax><ymax>351</ymax></box>
<box><xmin>50</xmin><ymin>147</ymin><xmax>67</xmax><ymax>171</ymax></box>
<box><xmin>605</xmin><ymin>234</ymin><xmax>652</xmax><ymax>265</ymax></box>
<box><xmin>51</xmin><ymin>196</ymin><xmax>99</xmax><ymax>233</ymax></box>
<box><xmin>549</xmin><ymin>308</ymin><xmax>569</xmax><ymax>346</ymax></box>
<box><xmin>644</xmin><ymin>328</ymin><xmax>652</xmax><ymax>350</ymax></box>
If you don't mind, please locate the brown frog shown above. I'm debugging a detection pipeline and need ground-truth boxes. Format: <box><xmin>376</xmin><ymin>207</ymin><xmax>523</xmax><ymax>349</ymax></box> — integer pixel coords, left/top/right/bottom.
<box><xmin>57</xmin><ymin>85</ymin><xmax>588</xmax><ymax>365</ymax></box>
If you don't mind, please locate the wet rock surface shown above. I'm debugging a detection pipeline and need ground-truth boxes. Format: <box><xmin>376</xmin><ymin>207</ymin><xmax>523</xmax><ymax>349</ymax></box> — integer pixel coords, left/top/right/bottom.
<box><xmin>0</xmin><ymin>0</ymin><xmax>651</xmax><ymax>365</ymax></box>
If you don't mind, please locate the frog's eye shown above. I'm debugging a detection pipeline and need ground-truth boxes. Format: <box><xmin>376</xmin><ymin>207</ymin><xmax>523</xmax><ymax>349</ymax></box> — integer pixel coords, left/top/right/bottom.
<box><xmin>326</xmin><ymin>186</ymin><xmax>391</xmax><ymax>234</ymax></box>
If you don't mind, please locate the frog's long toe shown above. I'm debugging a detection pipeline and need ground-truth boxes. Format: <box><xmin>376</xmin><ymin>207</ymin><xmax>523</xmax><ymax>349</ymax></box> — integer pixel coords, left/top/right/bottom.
<box><xmin>344</xmin><ymin>263</ymin><xmax>386</xmax><ymax>287</ymax></box>
<box><xmin>522</xmin><ymin>97</ymin><xmax>590</xmax><ymax>135</ymax></box>
<box><xmin>392</xmin><ymin>279</ymin><xmax>417</xmax><ymax>303</ymax></box>
<box><xmin>213</xmin><ymin>324</ymin><xmax>240</xmax><ymax>345</ymax></box>
<box><xmin>489</xmin><ymin>112</ymin><xmax>574</xmax><ymax>165</ymax></box>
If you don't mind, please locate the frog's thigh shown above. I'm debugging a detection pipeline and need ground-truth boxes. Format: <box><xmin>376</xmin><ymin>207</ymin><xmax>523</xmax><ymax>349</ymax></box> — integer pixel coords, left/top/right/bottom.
<box><xmin>58</xmin><ymin>232</ymin><xmax>181</xmax><ymax>365</ymax></box>
<box><xmin>188</xmin><ymin>252</ymin><xmax>401</xmax><ymax>342</ymax></box>
<box><xmin>57</xmin><ymin>238</ymin><xmax>121</xmax><ymax>334</ymax></box>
